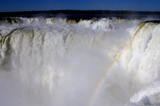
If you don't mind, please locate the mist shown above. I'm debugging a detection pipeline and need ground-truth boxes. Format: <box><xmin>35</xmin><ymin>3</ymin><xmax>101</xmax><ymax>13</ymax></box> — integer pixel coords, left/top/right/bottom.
<box><xmin>0</xmin><ymin>17</ymin><xmax>159</xmax><ymax>106</ymax></box>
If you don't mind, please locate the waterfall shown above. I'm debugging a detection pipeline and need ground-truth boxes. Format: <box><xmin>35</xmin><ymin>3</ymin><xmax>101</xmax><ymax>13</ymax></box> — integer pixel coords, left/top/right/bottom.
<box><xmin>0</xmin><ymin>17</ymin><xmax>160</xmax><ymax>106</ymax></box>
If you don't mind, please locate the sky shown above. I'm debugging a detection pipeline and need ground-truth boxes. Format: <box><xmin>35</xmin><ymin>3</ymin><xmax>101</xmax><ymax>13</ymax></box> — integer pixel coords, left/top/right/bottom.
<box><xmin>0</xmin><ymin>0</ymin><xmax>160</xmax><ymax>12</ymax></box>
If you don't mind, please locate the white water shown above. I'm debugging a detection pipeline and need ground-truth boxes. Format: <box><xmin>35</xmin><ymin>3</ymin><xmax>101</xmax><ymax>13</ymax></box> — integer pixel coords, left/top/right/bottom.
<box><xmin>0</xmin><ymin>17</ymin><xmax>160</xmax><ymax>106</ymax></box>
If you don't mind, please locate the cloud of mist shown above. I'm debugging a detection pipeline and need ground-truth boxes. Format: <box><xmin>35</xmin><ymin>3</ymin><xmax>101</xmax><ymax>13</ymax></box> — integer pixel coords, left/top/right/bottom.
<box><xmin>0</xmin><ymin>18</ymin><xmax>145</xmax><ymax>106</ymax></box>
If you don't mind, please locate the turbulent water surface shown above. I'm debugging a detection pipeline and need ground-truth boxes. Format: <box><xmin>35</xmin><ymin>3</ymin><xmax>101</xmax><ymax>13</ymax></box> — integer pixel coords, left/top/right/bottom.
<box><xmin>0</xmin><ymin>17</ymin><xmax>160</xmax><ymax>106</ymax></box>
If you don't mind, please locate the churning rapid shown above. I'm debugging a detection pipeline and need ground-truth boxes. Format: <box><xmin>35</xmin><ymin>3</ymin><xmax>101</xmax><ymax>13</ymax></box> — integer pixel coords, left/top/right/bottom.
<box><xmin>1</xmin><ymin>17</ymin><xmax>160</xmax><ymax>106</ymax></box>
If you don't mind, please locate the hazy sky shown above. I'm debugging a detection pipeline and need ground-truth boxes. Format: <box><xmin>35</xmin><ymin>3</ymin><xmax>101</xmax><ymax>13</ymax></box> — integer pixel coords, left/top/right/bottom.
<box><xmin>0</xmin><ymin>0</ymin><xmax>160</xmax><ymax>12</ymax></box>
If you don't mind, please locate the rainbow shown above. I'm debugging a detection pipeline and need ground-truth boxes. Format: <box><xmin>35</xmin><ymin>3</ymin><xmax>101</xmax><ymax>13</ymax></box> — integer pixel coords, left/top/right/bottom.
<box><xmin>87</xmin><ymin>38</ymin><xmax>137</xmax><ymax>106</ymax></box>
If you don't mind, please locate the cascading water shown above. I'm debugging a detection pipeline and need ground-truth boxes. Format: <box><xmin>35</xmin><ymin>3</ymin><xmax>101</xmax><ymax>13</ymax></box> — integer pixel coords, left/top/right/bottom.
<box><xmin>0</xmin><ymin>17</ymin><xmax>160</xmax><ymax>106</ymax></box>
